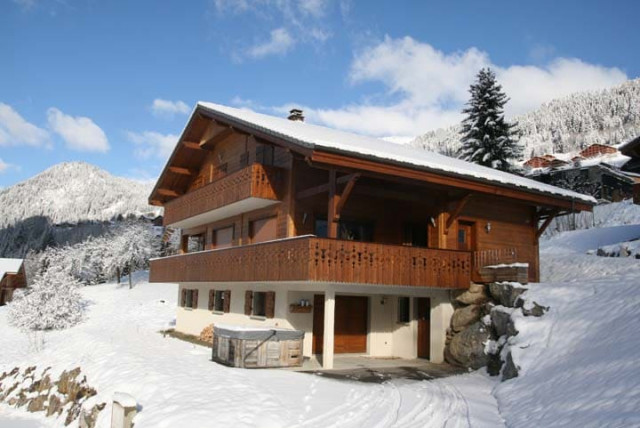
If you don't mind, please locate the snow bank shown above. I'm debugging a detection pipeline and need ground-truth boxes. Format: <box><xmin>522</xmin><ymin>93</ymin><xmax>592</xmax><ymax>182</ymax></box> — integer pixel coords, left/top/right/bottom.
<box><xmin>493</xmin><ymin>226</ymin><xmax>640</xmax><ymax>427</ymax></box>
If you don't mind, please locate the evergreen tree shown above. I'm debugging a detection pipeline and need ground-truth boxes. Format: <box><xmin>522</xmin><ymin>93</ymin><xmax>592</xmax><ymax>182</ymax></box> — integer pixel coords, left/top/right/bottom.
<box><xmin>458</xmin><ymin>68</ymin><xmax>521</xmax><ymax>171</ymax></box>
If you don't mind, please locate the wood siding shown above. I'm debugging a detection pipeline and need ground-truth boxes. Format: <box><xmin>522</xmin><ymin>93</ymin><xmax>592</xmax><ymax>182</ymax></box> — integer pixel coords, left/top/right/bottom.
<box><xmin>150</xmin><ymin>236</ymin><xmax>471</xmax><ymax>289</ymax></box>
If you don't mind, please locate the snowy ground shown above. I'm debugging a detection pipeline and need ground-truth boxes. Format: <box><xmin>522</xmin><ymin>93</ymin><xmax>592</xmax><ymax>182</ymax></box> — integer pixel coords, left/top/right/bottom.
<box><xmin>2</xmin><ymin>225</ymin><xmax>640</xmax><ymax>427</ymax></box>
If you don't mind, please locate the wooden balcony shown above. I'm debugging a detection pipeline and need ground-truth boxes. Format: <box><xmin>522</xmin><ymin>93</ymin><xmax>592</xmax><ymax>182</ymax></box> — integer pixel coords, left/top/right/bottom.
<box><xmin>150</xmin><ymin>236</ymin><xmax>472</xmax><ymax>289</ymax></box>
<box><xmin>163</xmin><ymin>163</ymin><xmax>284</xmax><ymax>228</ymax></box>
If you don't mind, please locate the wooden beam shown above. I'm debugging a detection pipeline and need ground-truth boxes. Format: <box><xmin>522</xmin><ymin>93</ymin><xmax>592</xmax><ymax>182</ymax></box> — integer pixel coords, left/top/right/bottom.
<box><xmin>149</xmin><ymin>199</ymin><xmax>164</xmax><ymax>206</ymax></box>
<box><xmin>296</xmin><ymin>173</ymin><xmax>360</xmax><ymax>199</ymax></box>
<box><xmin>168</xmin><ymin>166</ymin><xmax>195</xmax><ymax>176</ymax></box>
<box><xmin>200</xmin><ymin>126</ymin><xmax>234</xmax><ymax>150</ymax></box>
<box><xmin>327</xmin><ymin>170</ymin><xmax>338</xmax><ymax>238</ymax></box>
<box><xmin>310</xmin><ymin>150</ymin><xmax>594</xmax><ymax>212</ymax></box>
<box><xmin>536</xmin><ymin>209</ymin><xmax>559</xmax><ymax>239</ymax></box>
<box><xmin>444</xmin><ymin>194</ymin><xmax>471</xmax><ymax>234</ymax></box>
<box><xmin>182</xmin><ymin>141</ymin><xmax>202</xmax><ymax>150</ymax></box>
<box><xmin>157</xmin><ymin>188</ymin><xmax>182</xmax><ymax>198</ymax></box>
<box><xmin>334</xmin><ymin>173</ymin><xmax>360</xmax><ymax>219</ymax></box>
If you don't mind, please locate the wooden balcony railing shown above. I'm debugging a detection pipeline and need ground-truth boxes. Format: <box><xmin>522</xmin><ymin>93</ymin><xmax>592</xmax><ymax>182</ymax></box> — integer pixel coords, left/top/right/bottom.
<box><xmin>471</xmin><ymin>248</ymin><xmax>520</xmax><ymax>282</ymax></box>
<box><xmin>163</xmin><ymin>163</ymin><xmax>283</xmax><ymax>226</ymax></box>
<box><xmin>150</xmin><ymin>236</ymin><xmax>472</xmax><ymax>289</ymax></box>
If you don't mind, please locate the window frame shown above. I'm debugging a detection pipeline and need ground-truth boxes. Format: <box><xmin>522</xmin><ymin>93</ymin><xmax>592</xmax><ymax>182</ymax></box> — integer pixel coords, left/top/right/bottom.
<box><xmin>252</xmin><ymin>291</ymin><xmax>267</xmax><ymax>317</ymax></box>
<box><xmin>397</xmin><ymin>296</ymin><xmax>411</xmax><ymax>324</ymax></box>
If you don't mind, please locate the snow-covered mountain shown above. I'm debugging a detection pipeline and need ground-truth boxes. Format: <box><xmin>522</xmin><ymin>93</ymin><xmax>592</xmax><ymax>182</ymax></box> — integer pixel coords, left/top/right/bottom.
<box><xmin>411</xmin><ymin>78</ymin><xmax>640</xmax><ymax>158</ymax></box>
<box><xmin>0</xmin><ymin>162</ymin><xmax>160</xmax><ymax>229</ymax></box>
<box><xmin>0</xmin><ymin>162</ymin><xmax>161</xmax><ymax>257</ymax></box>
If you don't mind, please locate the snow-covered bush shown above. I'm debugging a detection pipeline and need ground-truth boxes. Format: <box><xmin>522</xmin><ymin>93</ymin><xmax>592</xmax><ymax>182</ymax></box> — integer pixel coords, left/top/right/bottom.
<box><xmin>8</xmin><ymin>266</ymin><xmax>85</xmax><ymax>331</ymax></box>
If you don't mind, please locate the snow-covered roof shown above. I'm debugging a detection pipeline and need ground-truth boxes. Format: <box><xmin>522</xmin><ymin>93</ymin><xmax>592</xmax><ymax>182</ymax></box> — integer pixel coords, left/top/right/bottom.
<box><xmin>198</xmin><ymin>102</ymin><xmax>596</xmax><ymax>205</ymax></box>
<box><xmin>0</xmin><ymin>258</ymin><xmax>23</xmax><ymax>279</ymax></box>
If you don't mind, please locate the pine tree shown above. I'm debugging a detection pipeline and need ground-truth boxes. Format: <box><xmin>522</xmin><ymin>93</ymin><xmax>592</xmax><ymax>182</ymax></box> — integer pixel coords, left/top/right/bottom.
<box><xmin>458</xmin><ymin>68</ymin><xmax>521</xmax><ymax>171</ymax></box>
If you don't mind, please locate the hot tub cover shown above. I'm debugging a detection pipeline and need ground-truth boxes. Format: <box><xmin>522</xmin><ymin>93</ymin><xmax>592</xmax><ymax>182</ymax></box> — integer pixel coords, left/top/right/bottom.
<box><xmin>214</xmin><ymin>325</ymin><xmax>304</xmax><ymax>341</ymax></box>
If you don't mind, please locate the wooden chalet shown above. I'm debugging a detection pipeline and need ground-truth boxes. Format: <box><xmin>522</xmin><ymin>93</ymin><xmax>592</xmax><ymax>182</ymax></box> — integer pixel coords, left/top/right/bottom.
<box><xmin>0</xmin><ymin>258</ymin><xmax>26</xmax><ymax>306</ymax></box>
<box><xmin>149</xmin><ymin>102</ymin><xmax>595</xmax><ymax>368</ymax></box>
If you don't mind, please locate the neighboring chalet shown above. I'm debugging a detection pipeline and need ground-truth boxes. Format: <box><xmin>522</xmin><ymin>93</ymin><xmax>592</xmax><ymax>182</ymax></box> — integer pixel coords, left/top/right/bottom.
<box><xmin>148</xmin><ymin>103</ymin><xmax>595</xmax><ymax>368</ymax></box>
<box><xmin>619</xmin><ymin>135</ymin><xmax>640</xmax><ymax>203</ymax></box>
<box><xmin>524</xmin><ymin>144</ymin><xmax>638</xmax><ymax>203</ymax></box>
<box><xmin>0</xmin><ymin>258</ymin><xmax>26</xmax><ymax>306</ymax></box>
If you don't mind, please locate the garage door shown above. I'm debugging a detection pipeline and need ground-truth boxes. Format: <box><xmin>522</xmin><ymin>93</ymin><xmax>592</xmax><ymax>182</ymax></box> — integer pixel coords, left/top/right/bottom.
<box><xmin>313</xmin><ymin>295</ymin><xmax>368</xmax><ymax>354</ymax></box>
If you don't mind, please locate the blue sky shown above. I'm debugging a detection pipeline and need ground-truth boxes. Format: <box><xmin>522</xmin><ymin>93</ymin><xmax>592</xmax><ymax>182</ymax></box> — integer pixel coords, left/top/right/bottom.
<box><xmin>1</xmin><ymin>0</ymin><xmax>639</xmax><ymax>188</ymax></box>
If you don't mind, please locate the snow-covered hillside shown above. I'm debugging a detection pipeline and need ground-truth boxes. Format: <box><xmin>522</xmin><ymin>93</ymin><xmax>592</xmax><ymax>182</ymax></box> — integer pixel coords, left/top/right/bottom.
<box><xmin>411</xmin><ymin>78</ymin><xmax>640</xmax><ymax>157</ymax></box>
<box><xmin>0</xmin><ymin>162</ymin><xmax>160</xmax><ymax>229</ymax></box>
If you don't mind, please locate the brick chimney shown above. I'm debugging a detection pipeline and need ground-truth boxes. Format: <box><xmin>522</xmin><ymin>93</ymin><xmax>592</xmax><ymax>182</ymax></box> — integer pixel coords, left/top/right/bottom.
<box><xmin>288</xmin><ymin>109</ymin><xmax>304</xmax><ymax>122</ymax></box>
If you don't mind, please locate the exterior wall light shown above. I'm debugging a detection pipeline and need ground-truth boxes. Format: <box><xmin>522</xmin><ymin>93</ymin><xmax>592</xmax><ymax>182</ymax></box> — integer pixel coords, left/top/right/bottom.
<box><xmin>485</xmin><ymin>222</ymin><xmax>492</xmax><ymax>233</ymax></box>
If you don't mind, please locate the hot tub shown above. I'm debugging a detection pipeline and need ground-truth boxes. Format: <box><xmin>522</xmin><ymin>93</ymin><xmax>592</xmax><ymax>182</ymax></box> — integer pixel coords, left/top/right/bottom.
<box><xmin>211</xmin><ymin>325</ymin><xmax>304</xmax><ymax>368</ymax></box>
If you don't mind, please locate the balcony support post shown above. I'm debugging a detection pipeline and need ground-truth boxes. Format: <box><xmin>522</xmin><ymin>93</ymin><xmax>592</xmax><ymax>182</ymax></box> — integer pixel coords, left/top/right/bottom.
<box><xmin>322</xmin><ymin>289</ymin><xmax>336</xmax><ymax>369</ymax></box>
<box><xmin>327</xmin><ymin>170</ymin><xmax>338</xmax><ymax>238</ymax></box>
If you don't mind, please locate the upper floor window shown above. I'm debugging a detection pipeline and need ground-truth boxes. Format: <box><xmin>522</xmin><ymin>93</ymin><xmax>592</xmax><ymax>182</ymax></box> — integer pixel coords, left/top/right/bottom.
<box><xmin>256</xmin><ymin>144</ymin><xmax>275</xmax><ymax>166</ymax></box>
<box><xmin>212</xmin><ymin>226</ymin><xmax>234</xmax><ymax>249</ymax></box>
<box><xmin>403</xmin><ymin>223</ymin><xmax>428</xmax><ymax>248</ymax></box>
<box><xmin>188</xmin><ymin>234</ymin><xmax>206</xmax><ymax>252</ymax></box>
<box><xmin>250</xmin><ymin>216</ymin><xmax>277</xmax><ymax>243</ymax></box>
<box><xmin>314</xmin><ymin>218</ymin><xmax>374</xmax><ymax>242</ymax></box>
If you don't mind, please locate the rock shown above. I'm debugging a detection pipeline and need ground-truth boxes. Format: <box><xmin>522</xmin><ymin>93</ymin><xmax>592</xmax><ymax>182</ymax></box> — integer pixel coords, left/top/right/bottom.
<box><xmin>446</xmin><ymin>322</ymin><xmax>491</xmax><ymax>369</ymax></box>
<box><xmin>487</xmin><ymin>352</ymin><xmax>503</xmax><ymax>376</ymax></box>
<box><xmin>522</xmin><ymin>301</ymin><xmax>549</xmax><ymax>317</ymax></box>
<box><xmin>57</xmin><ymin>368</ymin><xmax>81</xmax><ymax>395</ymax></box>
<box><xmin>451</xmin><ymin>304</ymin><xmax>483</xmax><ymax>332</ymax></box>
<box><xmin>199</xmin><ymin>324</ymin><xmax>214</xmax><ymax>343</ymax></box>
<box><xmin>489</xmin><ymin>282</ymin><xmax>528</xmax><ymax>308</ymax></box>
<box><xmin>502</xmin><ymin>351</ymin><xmax>519</xmax><ymax>381</ymax></box>
<box><xmin>47</xmin><ymin>394</ymin><xmax>63</xmax><ymax>417</ymax></box>
<box><xmin>456</xmin><ymin>285</ymin><xmax>488</xmax><ymax>305</ymax></box>
<box><xmin>491</xmin><ymin>309</ymin><xmax>518</xmax><ymax>338</ymax></box>
<box><xmin>79</xmin><ymin>402</ymin><xmax>105</xmax><ymax>428</ymax></box>
<box><xmin>27</xmin><ymin>395</ymin><xmax>48</xmax><ymax>412</ymax></box>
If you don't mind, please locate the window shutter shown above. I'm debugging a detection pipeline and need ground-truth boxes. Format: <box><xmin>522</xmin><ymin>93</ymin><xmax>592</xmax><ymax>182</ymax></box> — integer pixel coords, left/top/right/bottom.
<box><xmin>265</xmin><ymin>291</ymin><xmax>276</xmax><ymax>318</ymax></box>
<box><xmin>192</xmin><ymin>289</ymin><xmax>199</xmax><ymax>309</ymax></box>
<box><xmin>223</xmin><ymin>290</ymin><xmax>231</xmax><ymax>313</ymax></box>
<box><xmin>244</xmin><ymin>291</ymin><xmax>253</xmax><ymax>315</ymax></box>
<box><xmin>181</xmin><ymin>289</ymin><xmax>187</xmax><ymax>307</ymax></box>
<box><xmin>208</xmin><ymin>290</ymin><xmax>215</xmax><ymax>311</ymax></box>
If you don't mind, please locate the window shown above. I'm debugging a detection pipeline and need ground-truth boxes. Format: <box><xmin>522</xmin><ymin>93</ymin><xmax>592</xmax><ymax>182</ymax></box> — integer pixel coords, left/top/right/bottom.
<box><xmin>256</xmin><ymin>144</ymin><xmax>275</xmax><ymax>166</ymax></box>
<box><xmin>253</xmin><ymin>292</ymin><xmax>266</xmax><ymax>317</ymax></box>
<box><xmin>187</xmin><ymin>234</ymin><xmax>206</xmax><ymax>252</ymax></box>
<box><xmin>181</xmin><ymin>289</ymin><xmax>198</xmax><ymax>309</ymax></box>
<box><xmin>403</xmin><ymin>223</ymin><xmax>428</xmax><ymax>247</ymax></box>
<box><xmin>214</xmin><ymin>290</ymin><xmax>225</xmax><ymax>312</ymax></box>
<box><xmin>245</xmin><ymin>290</ymin><xmax>275</xmax><ymax>318</ymax></box>
<box><xmin>250</xmin><ymin>216</ymin><xmax>277</xmax><ymax>243</ymax></box>
<box><xmin>212</xmin><ymin>226</ymin><xmax>234</xmax><ymax>249</ymax></box>
<box><xmin>208</xmin><ymin>289</ymin><xmax>230</xmax><ymax>313</ymax></box>
<box><xmin>397</xmin><ymin>297</ymin><xmax>410</xmax><ymax>323</ymax></box>
<box><xmin>314</xmin><ymin>218</ymin><xmax>373</xmax><ymax>242</ymax></box>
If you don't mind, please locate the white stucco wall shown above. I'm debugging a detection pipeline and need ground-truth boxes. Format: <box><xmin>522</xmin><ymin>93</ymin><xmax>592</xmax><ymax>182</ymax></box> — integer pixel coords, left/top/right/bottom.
<box><xmin>174</xmin><ymin>282</ymin><xmax>453</xmax><ymax>362</ymax></box>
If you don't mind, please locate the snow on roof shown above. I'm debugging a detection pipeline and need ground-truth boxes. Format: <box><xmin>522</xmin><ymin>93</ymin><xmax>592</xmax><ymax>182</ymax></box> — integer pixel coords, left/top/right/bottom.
<box><xmin>0</xmin><ymin>258</ymin><xmax>23</xmax><ymax>279</ymax></box>
<box><xmin>198</xmin><ymin>102</ymin><xmax>596</xmax><ymax>205</ymax></box>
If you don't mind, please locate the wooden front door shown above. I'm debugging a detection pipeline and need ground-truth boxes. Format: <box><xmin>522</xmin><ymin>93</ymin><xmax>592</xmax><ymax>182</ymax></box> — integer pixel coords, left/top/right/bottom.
<box><xmin>417</xmin><ymin>297</ymin><xmax>431</xmax><ymax>359</ymax></box>
<box><xmin>457</xmin><ymin>221</ymin><xmax>475</xmax><ymax>251</ymax></box>
<box><xmin>313</xmin><ymin>295</ymin><xmax>368</xmax><ymax>354</ymax></box>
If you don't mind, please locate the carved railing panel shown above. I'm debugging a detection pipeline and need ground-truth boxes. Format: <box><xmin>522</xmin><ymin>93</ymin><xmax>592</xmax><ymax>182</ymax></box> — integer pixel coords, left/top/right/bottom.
<box><xmin>150</xmin><ymin>237</ymin><xmax>471</xmax><ymax>289</ymax></box>
<box><xmin>163</xmin><ymin>163</ymin><xmax>283</xmax><ymax>225</ymax></box>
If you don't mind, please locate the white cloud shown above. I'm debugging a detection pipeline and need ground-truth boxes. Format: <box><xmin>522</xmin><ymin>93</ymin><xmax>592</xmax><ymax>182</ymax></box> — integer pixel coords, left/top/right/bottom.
<box><xmin>151</xmin><ymin>99</ymin><xmax>191</xmax><ymax>117</ymax></box>
<box><xmin>47</xmin><ymin>108</ymin><xmax>110</xmax><ymax>152</ymax></box>
<box><xmin>0</xmin><ymin>103</ymin><xmax>50</xmax><ymax>147</ymax></box>
<box><xmin>127</xmin><ymin>131</ymin><xmax>178</xmax><ymax>160</ymax></box>
<box><xmin>11</xmin><ymin>0</ymin><xmax>36</xmax><ymax>10</ymax></box>
<box><xmin>0</xmin><ymin>158</ymin><xmax>11</xmax><ymax>174</ymax></box>
<box><xmin>264</xmin><ymin>36</ymin><xmax>627</xmax><ymax>138</ymax></box>
<box><xmin>247</xmin><ymin>28</ymin><xmax>295</xmax><ymax>59</ymax></box>
<box><xmin>213</xmin><ymin>0</ymin><xmax>333</xmax><ymax>60</ymax></box>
